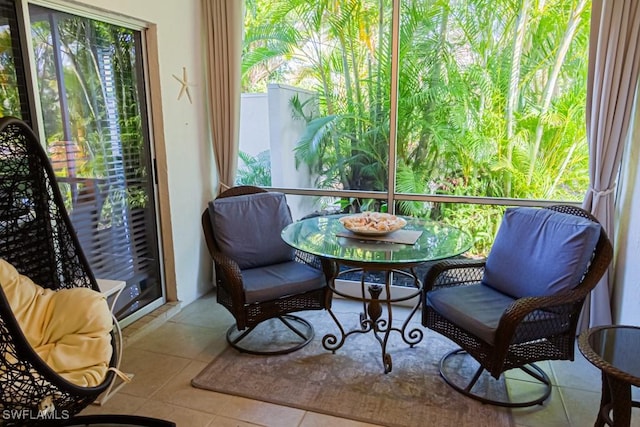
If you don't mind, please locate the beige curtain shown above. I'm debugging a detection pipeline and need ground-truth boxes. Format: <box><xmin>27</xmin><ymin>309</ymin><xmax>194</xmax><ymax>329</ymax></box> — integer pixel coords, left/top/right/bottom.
<box><xmin>203</xmin><ymin>0</ymin><xmax>243</xmax><ymax>194</ymax></box>
<box><xmin>582</xmin><ymin>0</ymin><xmax>640</xmax><ymax>328</ymax></box>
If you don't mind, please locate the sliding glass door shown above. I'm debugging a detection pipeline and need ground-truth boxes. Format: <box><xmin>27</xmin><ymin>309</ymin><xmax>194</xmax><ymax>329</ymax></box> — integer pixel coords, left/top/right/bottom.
<box><xmin>0</xmin><ymin>0</ymin><xmax>164</xmax><ymax>321</ymax></box>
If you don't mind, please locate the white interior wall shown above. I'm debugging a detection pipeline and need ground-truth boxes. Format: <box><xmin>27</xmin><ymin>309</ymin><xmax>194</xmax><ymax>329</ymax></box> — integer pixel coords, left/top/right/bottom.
<box><xmin>613</xmin><ymin>93</ymin><xmax>640</xmax><ymax>325</ymax></box>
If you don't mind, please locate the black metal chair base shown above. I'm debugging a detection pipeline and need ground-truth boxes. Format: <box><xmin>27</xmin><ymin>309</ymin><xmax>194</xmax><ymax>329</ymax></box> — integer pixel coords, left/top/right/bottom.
<box><xmin>50</xmin><ymin>414</ymin><xmax>176</xmax><ymax>426</ymax></box>
<box><xmin>227</xmin><ymin>314</ymin><xmax>314</xmax><ymax>355</ymax></box>
<box><xmin>439</xmin><ymin>348</ymin><xmax>552</xmax><ymax>408</ymax></box>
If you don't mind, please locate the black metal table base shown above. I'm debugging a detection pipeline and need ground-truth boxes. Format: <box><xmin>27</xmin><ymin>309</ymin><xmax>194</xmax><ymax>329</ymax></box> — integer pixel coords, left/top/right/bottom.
<box><xmin>322</xmin><ymin>267</ymin><xmax>423</xmax><ymax>373</ymax></box>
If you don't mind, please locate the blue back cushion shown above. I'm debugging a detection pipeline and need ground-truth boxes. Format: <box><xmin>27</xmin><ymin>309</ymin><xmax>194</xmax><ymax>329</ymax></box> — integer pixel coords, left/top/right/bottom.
<box><xmin>482</xmin><ymin>207</ymin><xmax>601</xmax><ymax>298</ymax></box>
<box><xmin>209</xmin><ymin>192</ymin><xmax>295</xmax><ymax>269</ymax></box>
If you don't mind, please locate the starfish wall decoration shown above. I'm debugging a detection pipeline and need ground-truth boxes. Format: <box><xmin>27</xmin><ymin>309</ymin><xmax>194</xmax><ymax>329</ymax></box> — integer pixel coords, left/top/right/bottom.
<box><xmin>172</xmin><ymin>67</ymin><xmax>193</xmax><ymax>104</ymax></box>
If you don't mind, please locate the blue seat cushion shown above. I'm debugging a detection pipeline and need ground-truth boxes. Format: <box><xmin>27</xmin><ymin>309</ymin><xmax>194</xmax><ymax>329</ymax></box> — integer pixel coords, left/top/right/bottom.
<box><xmin>482</xmin><ymin>207</ymin><xmax>601</xmax><ymax>298</ymax></box>
<box><xmin>242</xmin><ymin>261</ymin><xmax>326</xmax><ymax>304</ymax></box>
<box><xmin>427</xmin><ymin>283</ymin><xmax>570</xmax><ymax>345</ymax></box>
<box><xmin>209</xmin><ymin>192</ymin><xmax>295</xmax><ymax>269</ymax></box>
<box><xmin>427</xmin><ymin>284</ymin><xmax>516</xmax><ymax>345</ymax></box>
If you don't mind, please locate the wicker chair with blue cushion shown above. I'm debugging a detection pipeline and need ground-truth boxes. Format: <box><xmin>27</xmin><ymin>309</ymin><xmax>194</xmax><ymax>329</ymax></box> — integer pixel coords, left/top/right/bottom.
<box><xmin>201</xmin><ymin>186</ymin><xmax>334</xmax><ymax>355</ymax></box>
<box><xmin>422</xmin><ymin>205</ymin><xmax>613</xmax><ymax>407</ymax></box>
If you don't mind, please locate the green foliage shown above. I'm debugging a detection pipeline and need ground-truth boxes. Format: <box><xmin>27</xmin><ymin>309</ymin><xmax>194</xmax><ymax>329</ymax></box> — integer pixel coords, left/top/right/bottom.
<box><xmin>22</xmin><ymin>10</ymin><xmax>150</xmax><ymax>230</ymax></box>
<box><xmin>0</xmin><ymin>29</ymin><xmax>22</xmax><ymax>117</ymax></box>
<box><xmin>241</xmin><ymin>0</ymin><xmax>590</xmax><ymax>255</ymax></box>
<box><xmin>236</xmin><ymin>150</ymin><xmax>272</xmax><ymax>186</ymax></box>
<box><xmin>437</xmin><ymin>203</ymin><xmax>507</xmax><ymax>256</ymax></box>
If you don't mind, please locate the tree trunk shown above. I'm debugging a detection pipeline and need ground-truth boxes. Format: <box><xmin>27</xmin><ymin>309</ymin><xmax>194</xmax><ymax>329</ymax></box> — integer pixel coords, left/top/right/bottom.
<box><xmin>527</xmin><ymin>0</ymin><xmax>588</xmax><ymax>184</ymax></box>
<box><xmin>504</xmin><ymin>0</ymin><xmax>531</xmax><ymax>196</ymax></box>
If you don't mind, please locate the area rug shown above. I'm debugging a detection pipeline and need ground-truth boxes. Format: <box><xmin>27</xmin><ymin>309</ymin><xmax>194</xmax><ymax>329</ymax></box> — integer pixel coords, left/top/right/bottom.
<box><xmin>192</xmin><ymin>310</ymin><xmax>513</xmax><ymax>427</ymax></box>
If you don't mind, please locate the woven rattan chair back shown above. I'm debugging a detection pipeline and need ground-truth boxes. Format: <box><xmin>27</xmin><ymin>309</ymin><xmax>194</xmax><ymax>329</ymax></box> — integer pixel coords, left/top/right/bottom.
<box><xmin>0</xmin><ymin>117</ymin><xmax>116</xmax><ymax>423</ymax></box>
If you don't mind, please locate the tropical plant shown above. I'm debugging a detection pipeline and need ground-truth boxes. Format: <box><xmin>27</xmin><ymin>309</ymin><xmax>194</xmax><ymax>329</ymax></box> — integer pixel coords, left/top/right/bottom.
<box><xmin>0</xmin><ymin>26</ymin><xmax>22</xmax><ymax>118</ymax></box>
<box><xmin>236</xmin><ymin>150</ymin><xmax>272</xmax><ymax>186</ymax></box>
<box><xmin>242</xmin><ymin>0</ymin><xmax>590</xmax><ymax>255</ymax></box>
<box><xmin>29</xmin><ymin>12</ymin><xmax>147</xmax><ymax>216</ymax></box>
<box><xmin>244</xmin><ymin>0</ymin><xmax>392</xmax><ymax>194</ymax></box>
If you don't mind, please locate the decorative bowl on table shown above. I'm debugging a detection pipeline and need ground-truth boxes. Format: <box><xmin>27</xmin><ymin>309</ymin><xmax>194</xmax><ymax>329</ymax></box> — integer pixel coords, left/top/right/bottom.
<box><xmin>339</xmin><ymin>212</ymin><xmax>407</xmax><ymax>236</ymax></box>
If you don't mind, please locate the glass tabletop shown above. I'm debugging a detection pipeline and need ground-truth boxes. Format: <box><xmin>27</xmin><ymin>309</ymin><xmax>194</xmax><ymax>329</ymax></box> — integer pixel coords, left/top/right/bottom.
<box><xmin>281</xmin><ymin>214</ymin><xmax>472</xmax><ymax>266</ymax></box>
<box><xmin>583</xmin><ymin>325</ymin><xmax>640</xmax><ymax>381</ymax></box>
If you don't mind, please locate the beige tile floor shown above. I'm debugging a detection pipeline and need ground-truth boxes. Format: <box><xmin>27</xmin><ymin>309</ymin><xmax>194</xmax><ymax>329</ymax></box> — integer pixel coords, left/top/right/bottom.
<box><xmin>81</xmin><ymin>292</ymin><xmax>640</xmax><ymax>427</ymax></box>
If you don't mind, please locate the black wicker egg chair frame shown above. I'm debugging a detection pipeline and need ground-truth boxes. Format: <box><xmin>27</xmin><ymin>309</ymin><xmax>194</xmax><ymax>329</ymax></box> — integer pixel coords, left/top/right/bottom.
<box><xmin>0</xmin><ymin>117</ymin><xmax>118</xmax><ymax>425</ymax></box>
<box><xmin>422</xmin><ymin>205</ymin><xmax>613</xmax><ymax>408</ymax></box>
<box><xmin>202</xmin><ymin>186</ymin><xmax>335</xmax><ymax>355</ymax></box>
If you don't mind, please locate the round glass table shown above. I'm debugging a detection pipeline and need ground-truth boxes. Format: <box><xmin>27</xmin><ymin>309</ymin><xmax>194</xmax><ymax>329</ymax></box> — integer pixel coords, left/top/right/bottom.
<box><xmin>578</xmin><ymin>325</ymin><xmax>640</xmax><ymax>426</ymax></box>
<box><xmin>281</xmin><ymin>214</ymin><xmax>472</xmax><ymax>373</ymax></box>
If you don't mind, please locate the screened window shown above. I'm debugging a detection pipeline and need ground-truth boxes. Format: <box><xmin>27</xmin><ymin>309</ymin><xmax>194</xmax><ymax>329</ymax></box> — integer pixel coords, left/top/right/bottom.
<box><xmin>240</xmin><ymin>0</ymin><xmax>590</xmax><ymax>255</ymax></box>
